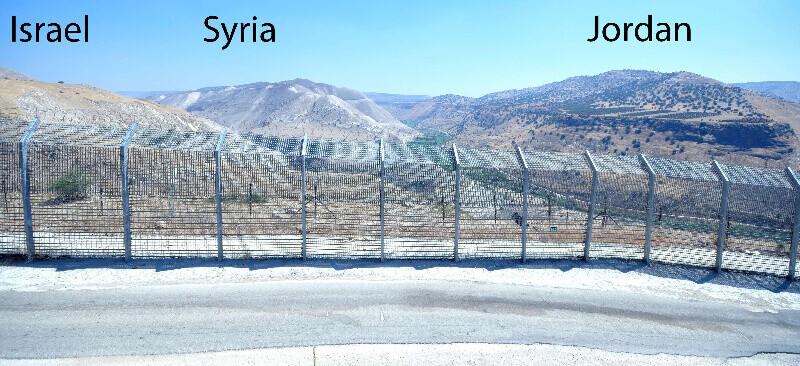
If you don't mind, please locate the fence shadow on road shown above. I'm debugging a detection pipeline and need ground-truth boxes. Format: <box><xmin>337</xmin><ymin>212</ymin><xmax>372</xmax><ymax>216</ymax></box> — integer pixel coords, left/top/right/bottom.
<box><xmin>3</xmin><ymin>254</ymin><xmax>798</xmax><ymax>294</ymax></box>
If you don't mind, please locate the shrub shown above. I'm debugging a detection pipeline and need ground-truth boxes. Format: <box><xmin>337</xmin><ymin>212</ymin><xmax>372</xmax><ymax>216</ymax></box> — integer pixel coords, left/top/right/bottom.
<box><xmin>49</xmin><ymin>170</ymin><xmax>89</xmax><ymax>202</ymax></box>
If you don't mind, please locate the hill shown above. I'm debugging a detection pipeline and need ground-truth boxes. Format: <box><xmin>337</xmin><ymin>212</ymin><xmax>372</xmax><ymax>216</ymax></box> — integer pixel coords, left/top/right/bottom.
<box><xmin>0</xmin><ymin>67</ymin><xmax>38</xmax><ymax>82</ymax></box>
<box><xmin>0</xmin><ymin>78</ymin><xmax>222</xmax><ymax>131</ymax></box>
<box><xmin>150</xmin><ymin>80</ymin><xmax>419</xmax><ymax>141</ymax></box>
<box><xmin>732</xmin><ymin>81</ymin><xmax>800</xmax><ymax>104</ymax></box>
<box><xmin>363</xmin><ymin>92</ymin><xmax>431</xmax><ymax>103</ymax></box>
<box><xmin>115</xmin><ymin>90</ymin><xmax>178</xmax><ymax>99</ymax></box>
<box><xmin>373</xmin><ymin>70</ymin><xmax>800</xmax><ymax>166</ymax></box>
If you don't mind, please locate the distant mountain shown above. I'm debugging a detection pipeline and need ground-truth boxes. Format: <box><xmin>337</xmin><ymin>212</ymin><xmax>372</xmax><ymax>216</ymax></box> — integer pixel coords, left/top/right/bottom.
<box><xmin>115</xmin><ymin>90</ymin><xmax>178</xmax><ymax>99</ymax></box>
<box><xmin>0</xmin><ymin>67</ymin><xmax>38</xmax><ymax>82</ymax></box>
<box><xmin>378</xmin><ymin>70</ymin><xmax>800</xmax><ymax>166</ymax></box>
<box><xmin>0</xmin><ymin>76</ymin><xmax>221</xmax><ymax>131</ymax></box>
<box><xmin>150</xmin><ymin>79</ymin><xmax>419</xmax><ymax>141</ymax></box>
<box><xmin>363</xmin><ymin>92</ymin><xmax>431</xmax><ymax>103</ymax></box>
<box><xmin>732</xmin><ymin>81</ymin><xmax>800</xmax><ymax>104</ymax></box>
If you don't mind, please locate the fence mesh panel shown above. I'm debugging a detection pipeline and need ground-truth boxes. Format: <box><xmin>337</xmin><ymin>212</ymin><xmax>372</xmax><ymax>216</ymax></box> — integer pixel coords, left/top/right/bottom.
<box><xmin>521</xmin><ymin>151</ymin><xmax>592</xmax><ymax>260</ymax></box>
<box><xmin>0</xmin><ymin>122</ymin><xmax>29</xmax><ymax>254</ymax></box>
<box><xmin>305</xmin><ymin>138</ymin><xmax>382</xmax><ymax>258</ymax></box>
<box><xmin>590</xmin><ymin>155</ymin><xmax>649</xmax><ymax>260</ymax></box>
<box><xmin>25</xmin><ymin>124</ymin><xmax>128</xmax><ymax>257</ymax></box>
<box><xmin>648</xmin><ymin>158</ymin><xmax>722</xmax><ymax>268</ymax></box>
<box><xmin>127</xmin><ymin>128</ymin><xmax>220</xmax><ymax>258</ymax></box>
<box><xmin>720</xmin><ymin>165</ymin><xmax>794</xmax><ymax>276</ymax></box>
<box><xmin>0</xmin><ymin>121</ymin><xmax>797</xmax><ymax>277</ymax></box>
<box><xmin>382</xmin><ymin>143</ymin><xmax>455</xmax><ymax>259</ymax></box>
<box><xmin>459</xmin><ymin>147</ymin><xmax>523</xmax><ymax>259</ymax></box>
<box><xmin>219</xmin><ymin>133</ymin><xmax>304</xmax><ymax>258</ymax></box>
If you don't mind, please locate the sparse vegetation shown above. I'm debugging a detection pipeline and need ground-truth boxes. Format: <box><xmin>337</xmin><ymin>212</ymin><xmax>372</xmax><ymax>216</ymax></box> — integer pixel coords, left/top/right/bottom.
<box><xmin>410</xmin><ymin>132</ymin><xmax>450</xmax><ymax>147</ymax></box>
<box><xmin>48</xmin><ymin>170</ymin><xmax>90</xmax><ymax>203</ymax></box>
<box><xmin>385</xmin><ymin>70</ymin><xmax>797</xmax><ymax>166</ymax></box>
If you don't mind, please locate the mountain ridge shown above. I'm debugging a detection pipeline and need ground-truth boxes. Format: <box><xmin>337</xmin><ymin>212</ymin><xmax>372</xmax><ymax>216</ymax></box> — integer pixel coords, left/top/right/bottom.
<box><xmin>363</xmin><ymin>92</ymin><xmax>431</xmax><ymax>104</ymax></box>
<box><xmin>371</xmin><ymin>70</ymin><xmax>800</xmax><ymax>166</ymax></box>
<box><xmin>5</xmin><ymin>65</ymin><xmax>798</xmax><ymax>166</ymax></box>
<box><xmin>732</xmin><ymin>81</ymin><xmax>800</xmax><ymax>104</ymax></box>
<box><xmin>150</xmin><ymin>79</ymin><xmax>419</xmax><ymax>141</ymax></box>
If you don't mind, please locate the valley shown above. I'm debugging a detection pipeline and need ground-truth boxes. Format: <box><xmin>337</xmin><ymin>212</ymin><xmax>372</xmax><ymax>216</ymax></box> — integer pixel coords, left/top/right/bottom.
<box><xmin>3</xmin><ymin>67</ymin><xmax>799</xmax><ymax>167</ymax></box>
<box><xmin>373</xmin><ymin>70</ymin><xmax>800</xmax><ymax>167</ymax></box>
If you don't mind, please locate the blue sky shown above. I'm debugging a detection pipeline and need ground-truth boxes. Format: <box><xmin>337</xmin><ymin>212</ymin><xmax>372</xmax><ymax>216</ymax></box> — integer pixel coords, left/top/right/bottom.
<box><xmin>1</xmin><ymin>0</ymin><xmax>798</xmax><ymax>97</ymax></box>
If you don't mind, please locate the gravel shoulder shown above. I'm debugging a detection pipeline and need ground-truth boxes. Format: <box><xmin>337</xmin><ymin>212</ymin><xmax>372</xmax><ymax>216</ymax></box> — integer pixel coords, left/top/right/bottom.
<box><xmin>3</xmin><ymin>344</ymin><xmax>799</xmax><ymax>366</ymax></box>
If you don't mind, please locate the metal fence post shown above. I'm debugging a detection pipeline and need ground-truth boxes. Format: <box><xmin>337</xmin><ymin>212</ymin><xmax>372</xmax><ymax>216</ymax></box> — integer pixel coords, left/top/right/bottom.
<box><xmin>452</xmin><ymin>144</ymin><xmax>461</xmax><ymax>262</ymax></box>
<box><xmin>214</xmin><ymin>129</ymin><xmax>227</xmax><ymax>262</ymax></box>
<box><xmin>639</xmin><ymin>154</ymin><xmax>656</xmax><ymax>264</ymax></box>
<box><xmin>787</xmin><ymin>167</ymin><xmax>800</xmax><ymax>279</ymax></box>
<box><xmin>120</xmin><ymin>123</ymin><xmax>137</xmax><ymax>261</ymax></box>
<box><xmin>516</xmin><ymin>146</ymin><xmax>529</xmax><ymax>263</ymax></box>
<box><xmin>379</xmin><ymin>138</ymin><xmax>386</xmax><ymax>262</ymax></box>
<box><xmin>583</xmin><ymin>151</ymin><xmax>598</xmax><ymax>261</ymax></box>
<box><xmin>19</xmin><ymin>119</ymin><xmax>39</xmax><ymax>260</ymax></box>
<box><xmin>19</xmin><ymin>118</ymin><xmax>40</xmax><ymax>261</ymax></box>
<box><xmin>301</xmin><ymin>134</ymin><xmax>308</xmax><ymax>260</ymax></box>
<box><xmin>712</xmin><ymin>160</ymin><xmax>730</xmax><ymax>272</ymax></box>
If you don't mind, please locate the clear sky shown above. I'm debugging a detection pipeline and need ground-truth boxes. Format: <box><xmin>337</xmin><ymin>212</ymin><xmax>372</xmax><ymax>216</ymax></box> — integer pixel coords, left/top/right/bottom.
<box><xmin>1</xmin><ymin>0</ymin><xmax>798</xmax><ymax>97</ymax></box>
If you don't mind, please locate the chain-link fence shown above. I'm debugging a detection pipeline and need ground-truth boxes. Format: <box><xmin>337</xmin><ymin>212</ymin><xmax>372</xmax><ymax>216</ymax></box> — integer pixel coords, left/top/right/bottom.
<box><xmin>1</xmin><ymin>120</ymin><xmax>798</xmax><ymax>279</ymax></box>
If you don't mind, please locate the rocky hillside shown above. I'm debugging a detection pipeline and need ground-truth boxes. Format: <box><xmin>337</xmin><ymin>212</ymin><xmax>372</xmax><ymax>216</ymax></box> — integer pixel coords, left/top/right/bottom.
<box><xmin>0</xmin><ymin>67</ymin><xmax>38</xmax><ymax>82</ymax></box>
<box><xmin>732</xmin><ymin>81</ymin><xmax>800</xmax><ymax>104</ymax></box>
<box><xmin>375</xmin><ymin>70</ymin><xmax>800</xmax><ymax>166</ymax></box>
<box><xmin>150</xmin><ymin>80</ymin><xmax>419</xmax><ymax>142</ymax></box>
<box><xmin>0</xmin><ymin>77</ymin><xmax>221</xmax><ymax>131</ymax></box>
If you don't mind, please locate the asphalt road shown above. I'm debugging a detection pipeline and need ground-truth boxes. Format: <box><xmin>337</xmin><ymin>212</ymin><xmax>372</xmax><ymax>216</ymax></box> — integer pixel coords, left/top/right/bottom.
<box><xmin>1</xmin><ymin>280</ymin><xmax>799</xmax><ymax>359</ymax></box>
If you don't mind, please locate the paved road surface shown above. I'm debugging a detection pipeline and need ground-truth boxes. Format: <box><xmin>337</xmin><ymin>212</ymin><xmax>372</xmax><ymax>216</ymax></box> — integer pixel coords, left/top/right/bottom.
<box><xmin>1</xmin><ymin>280</ymin><xmax>799</xmax><ymax>359</ymax></box>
